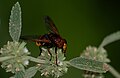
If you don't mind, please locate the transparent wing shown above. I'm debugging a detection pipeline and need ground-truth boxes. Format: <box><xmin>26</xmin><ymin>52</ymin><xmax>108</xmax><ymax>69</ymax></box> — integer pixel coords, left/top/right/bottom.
<box><xmin>20</xmin><ymin>35</ymin><xmax>50</xmax><ymax>43</ymax></box>
<box><xmin>20</xmin><ymin>35</ymin><xmax>40</xmax><ymax>41</ymax></box>
<box><xmin>44</xmin><ymin>16</ymin><xmax>59</xmax><ymax>34</ymax></box>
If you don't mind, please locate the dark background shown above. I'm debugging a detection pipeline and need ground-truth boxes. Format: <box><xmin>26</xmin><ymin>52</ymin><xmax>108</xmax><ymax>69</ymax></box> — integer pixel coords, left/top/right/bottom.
<box><xmin>0</xmin><ymin>0</ymin><xmax>120</xmax><ymax>78</ymax></box>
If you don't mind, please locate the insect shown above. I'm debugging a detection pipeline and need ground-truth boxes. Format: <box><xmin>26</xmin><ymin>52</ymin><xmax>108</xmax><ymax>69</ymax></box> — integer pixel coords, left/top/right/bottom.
<box><xmin>20</xmin><ymin>16</ymin><xmax>67</xmax><ymax>65</ymax></box>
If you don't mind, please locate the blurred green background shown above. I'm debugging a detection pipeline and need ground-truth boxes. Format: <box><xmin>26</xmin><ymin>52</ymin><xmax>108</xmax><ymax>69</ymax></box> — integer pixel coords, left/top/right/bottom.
<box><xmin>0</xmin><ymin>0</ymin><xmax>120</xmax><ymax>78</ymax></box>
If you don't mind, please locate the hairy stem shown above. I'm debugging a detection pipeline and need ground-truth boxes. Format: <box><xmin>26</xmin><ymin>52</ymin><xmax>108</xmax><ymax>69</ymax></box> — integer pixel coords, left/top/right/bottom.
<box><xmin>26</xmin><ymin>56</ymin><xmax>45</xmax><ymax>64</ymax></box>
<box><xmin>0</xmin><ymin>56</ymin><xmax>15</xmax><ymax>62</ymax></box>
<box><xmin>109</xmin><ymin>64</ymin><xmax>120</xmax><ymax>78</ymax></box>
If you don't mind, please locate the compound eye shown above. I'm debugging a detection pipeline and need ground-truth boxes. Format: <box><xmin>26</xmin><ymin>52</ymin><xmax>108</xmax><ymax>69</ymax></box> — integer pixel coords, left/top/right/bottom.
<box><xmin>36</xmin><ymin>42</ymin><xmax>41</xmax><ymax>46</ymax></box>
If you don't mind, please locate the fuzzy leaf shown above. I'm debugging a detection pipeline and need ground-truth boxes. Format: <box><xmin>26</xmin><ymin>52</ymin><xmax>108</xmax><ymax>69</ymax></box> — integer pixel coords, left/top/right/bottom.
<box><xmin>9</xmin><ymin>2</ymin><xmax>22</xmax><ymax>41</ymax></box>
<box><xmin>99</xmin><ymin>31</ymin><xmax>120</xmax><ymax>48</ymax></box>
<box><xmin>14</xmin><ymin>71</ymin><xmax>25</xmax><ymax>78</ymax></box>
<box><xmin>69</xmin><ymin>57</ymin><xmax>108</xmax><ymax>73</ymax></box>
<box><xmin>24</xmin><ymin>67</ymin><xmax>38</xmax><ymax>78</ymax></box>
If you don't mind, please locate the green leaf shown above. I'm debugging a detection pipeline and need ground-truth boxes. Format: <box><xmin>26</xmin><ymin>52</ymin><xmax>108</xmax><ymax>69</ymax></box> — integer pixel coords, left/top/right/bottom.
<box><xmin>69</xmin><ymin>57</ymin><xmax>108</xmax><ymax>73</ymax></box>
<box><xmin>14</xmin><ymin>71</ymin><xmax>25</xmax><ymax>78</ymax></box>
<box><xmin>99</xmin><ymin>31</ymin><xmax>120</xmax><ymax>48</ymax></box>
<box><xmin>9</xmin><ymin>2</ymin><xmax>22</xmax><ymax>41</ymax></box>
<box><xmin>24</xmin><ymin>67</ymin><xmax>38</xmax><ymax>78</ymax></box>
<box><xmin>18</xmin><ymin>42</ymin><xmax>26</xmax><ymax>50</ymax></box>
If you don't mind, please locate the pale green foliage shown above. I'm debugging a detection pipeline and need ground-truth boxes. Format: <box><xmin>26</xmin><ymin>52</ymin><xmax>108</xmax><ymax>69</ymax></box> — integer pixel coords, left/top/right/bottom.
<box><xmin>14</xmin><ymin>71</ymin><xmax>25</xmax><ymax>78</ymax></box>
<box><xmin>83</xmin><ymin>72</ymin><xmax>104</xmax><ymax>78</ymax></box>
<box><xmin>37</xmin><ymin>48</ymin><xmax>69</xmax><ymax>78</ymax></box>
<box><xmin>69</xmin><ymin>46</ymin><xmax>110</xmax><ymax>74</ymax></box>
<box><xmin>99</xmin><ymin>31</ymin><xmax>120</xmax><ymax>48</ymax></box>
<box><xmin>9</xmin><ymin>2</ymin><xmax>21</xmax><ymax>41</ymax></box>
<box><xmin>0</xmin><ymin>1</ymin><xmax>120</xmax><ymax>78</ymax></box>
<box><xmin>24</xmin><ymin>67</ymin><xmax>38</xmax><ymax>78</ymax></box>
<box><xmin>10</xmin><ymin>71</ymin><xmax>25</xmax><ymax>78</ymax></box>
<box><xmin>69</xmin><ymin>57</ymin><xmax>108</xmax><ymax>73</ymax></box>
<box><xmin>0</xmin><ymin>41</ymin><xmax>30</xmax><ymax>73</ymax></box>
<box><xmin>81</xmin><ymin>46</ymin><xmax>110</xmax><ymax>63</ymax></box>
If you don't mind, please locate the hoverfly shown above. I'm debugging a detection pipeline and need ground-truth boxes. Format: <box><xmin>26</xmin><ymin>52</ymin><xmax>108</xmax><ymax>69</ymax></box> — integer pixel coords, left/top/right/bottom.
<box><xmin>20</xmin><ymin>16</ymin><xmax>67</xmax><ymax>65</ymax></box>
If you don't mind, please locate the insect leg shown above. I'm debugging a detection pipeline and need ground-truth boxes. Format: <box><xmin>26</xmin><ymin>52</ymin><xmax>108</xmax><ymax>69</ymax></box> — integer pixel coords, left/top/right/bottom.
<box><xmin>47</xmin><ymin>48</ymin><xmax>52</xmax><ymax>61</ymax></box>
<box><xmin>62</xmin><ymin>48</ymin><xmax>66</xmax><ymax>57</ymax></box>
<box><xmin>55</xmin><ymin>47</ymin><xmax>58</xmax><ymax>65</ymax></box>
<box><xmin>39</xmin><ymin>46</ymin><xmax>42</xmax><ymax>56</ymax></box>
<box><xmin>62</xmin><ymin>43</ymin><xmax>67</xmax><ymax>57</ymax></box>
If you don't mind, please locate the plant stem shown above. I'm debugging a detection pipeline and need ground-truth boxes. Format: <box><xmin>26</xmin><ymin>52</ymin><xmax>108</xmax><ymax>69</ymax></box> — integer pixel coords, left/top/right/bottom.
<box><xmin>26</xmin><ymin>56</ymin><xmax>45</xmax><ymax>64</ymax></box>
<box><xmin>0</xmin><ymin>56</ymin><xmax>15</xmax><ymax>62</ymax></box>
<box><xmin>109</xmin><ymin>64</ymin><xmax>120</xmax><ymax>78</ymax></box>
